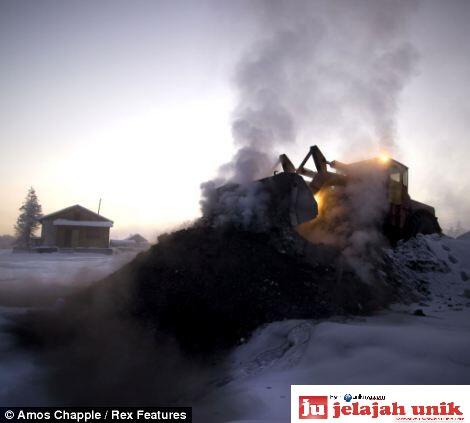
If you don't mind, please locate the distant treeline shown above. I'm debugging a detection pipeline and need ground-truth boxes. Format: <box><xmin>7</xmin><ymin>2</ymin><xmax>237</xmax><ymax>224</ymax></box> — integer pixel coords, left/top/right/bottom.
<box><xmin>0</xmin><ymin>235</ymin><xmax>15</xmax><ymax>248</ymax></box>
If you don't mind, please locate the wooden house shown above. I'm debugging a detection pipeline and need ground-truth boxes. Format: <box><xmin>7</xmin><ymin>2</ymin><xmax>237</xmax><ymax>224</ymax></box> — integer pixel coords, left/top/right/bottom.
<box><xmin>38</xmin><ymin>204</ymin><xmax>113</xmax><ymax>250</ymax></box>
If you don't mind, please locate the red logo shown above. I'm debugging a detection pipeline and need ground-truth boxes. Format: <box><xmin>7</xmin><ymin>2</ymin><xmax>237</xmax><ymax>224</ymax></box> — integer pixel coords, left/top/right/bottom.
<box><xmin>299</xmin><ymin>396</ymin><xmax>328</xmax><ymax>419</ymax></box>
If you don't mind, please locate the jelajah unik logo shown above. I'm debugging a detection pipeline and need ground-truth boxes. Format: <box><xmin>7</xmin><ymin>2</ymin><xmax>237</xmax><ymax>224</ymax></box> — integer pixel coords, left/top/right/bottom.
<box><xmin>299</xmin><ymin>396</ymin><xmax>329</xmax><ymax>419</ymax></box>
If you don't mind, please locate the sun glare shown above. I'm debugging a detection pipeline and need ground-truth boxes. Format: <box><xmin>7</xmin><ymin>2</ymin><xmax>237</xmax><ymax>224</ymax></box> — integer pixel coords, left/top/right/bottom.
<box><xmin>378</xmin><ymin>153</ymin><xmax>391</xmax><ymax>164</ymax></box>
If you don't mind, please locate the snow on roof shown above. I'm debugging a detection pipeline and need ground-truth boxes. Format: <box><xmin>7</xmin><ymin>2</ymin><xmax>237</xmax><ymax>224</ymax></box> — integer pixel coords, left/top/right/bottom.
<box><xmin>40</xmin><ymin>204</ymin><xmax>113</xmax><ymax>223</ymax></box>
<box><xmin>53</xmin><ymin>219</ymin><xmax>113</xmax><ymax>228</ymax></box>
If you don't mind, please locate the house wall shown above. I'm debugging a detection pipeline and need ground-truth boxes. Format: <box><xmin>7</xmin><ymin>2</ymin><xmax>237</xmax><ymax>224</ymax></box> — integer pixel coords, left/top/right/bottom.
<box><xmin>56</xmin><ymin>226</ymin><xmax>110</xmax><ymax>248</ymax></box>
<box><xmin>41</xmin><ymin>220</ymin><xmax>57</xmax><ymax>246</ymax></box>
<box><xmin>79</xmin><ymin>227</ymin><xmax>110</xmax><ymax>248</ymax></box>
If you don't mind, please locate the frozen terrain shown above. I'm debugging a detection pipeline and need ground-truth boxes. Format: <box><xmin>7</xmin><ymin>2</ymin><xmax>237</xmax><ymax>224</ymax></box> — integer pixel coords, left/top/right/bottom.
<box><xmin>0</xmin><ymin>236</ymin><xmax>469</xmax><ymax>422</ymax></box>
<box><xmin>0</xmin><ymin>249</ymin><xmax>139</xmax><ymax>307</ymax></box>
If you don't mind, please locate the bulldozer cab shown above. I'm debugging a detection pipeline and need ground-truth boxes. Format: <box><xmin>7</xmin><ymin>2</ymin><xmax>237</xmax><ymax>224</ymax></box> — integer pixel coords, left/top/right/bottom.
<box><xmin>339</xmin><ymin>156</ymin><xmax>410</xmax><ymax>206</ymax></box>
<box><xmin>386</xmin><ymin>161</ymin><xmax>409</xmax><ymax>205</ymax></box>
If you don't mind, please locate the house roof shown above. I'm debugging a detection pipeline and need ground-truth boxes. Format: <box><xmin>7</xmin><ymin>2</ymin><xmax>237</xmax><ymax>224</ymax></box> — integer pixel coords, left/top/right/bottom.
<box><xmin>39</xmin><ymin>204</ymin><xmax>113</xmax><ymax>223</ymax></box>
<box><xmin>126</xmin><ymin>233</ymin><xmax>148</xmax><ymax>243</ymax></box>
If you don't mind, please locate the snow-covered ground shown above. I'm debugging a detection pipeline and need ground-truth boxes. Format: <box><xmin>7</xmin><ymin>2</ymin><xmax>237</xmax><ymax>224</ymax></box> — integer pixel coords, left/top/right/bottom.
<box><xmin>0</xmin><ymin>249</ymin><xmax>138</xmax><ymax>308</ymax></box>
<box><xmin>0</xmin><ymin>249</ymin><xmax>136</xmax><ymax>291</ymax></box>
<box><xmin>196</xmin><ymin>235</ymin><xmax>470</xmax><ymax>422</ymax></box>
<box><xmin>0</xmin><ymin>236</ymin><xmax>469</xmax><ymax>422</ymax></box>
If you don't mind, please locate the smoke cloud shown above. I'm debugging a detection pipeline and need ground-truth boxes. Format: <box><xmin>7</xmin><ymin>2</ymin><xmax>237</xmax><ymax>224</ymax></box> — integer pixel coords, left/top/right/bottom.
<box><xmin>298</xmin><ymin>173</ymin><xmax>390</xmax><ymax>282</ymax></box>
<box><xmin>201</xmin><ymin>0</ymin><xmax>419</xmax><ymax>279</ymax></box>
<box><xmin>206</xmin><ymin>0</ymin><xmax>418</xmax><ymax>185</ymax></box>
<box><xmin>235</xmin><ymin>0</ymin><xmax>417</xmax><ymax>176</ymax></box>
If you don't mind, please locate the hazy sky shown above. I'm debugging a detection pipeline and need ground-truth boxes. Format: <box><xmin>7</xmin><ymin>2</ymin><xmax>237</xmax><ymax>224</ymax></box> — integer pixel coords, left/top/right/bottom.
<box><xmin>1</xmin><ymin>0</ymin><xmax>469</xmax><ymax>239</ymax></box>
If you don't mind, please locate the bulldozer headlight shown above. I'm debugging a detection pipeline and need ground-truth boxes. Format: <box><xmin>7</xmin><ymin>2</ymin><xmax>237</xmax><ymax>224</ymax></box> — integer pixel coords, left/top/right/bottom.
<box><xmin>378</xmin><ymin>153</ymin><xmax>391</xmax><ymax>164</ymax></box>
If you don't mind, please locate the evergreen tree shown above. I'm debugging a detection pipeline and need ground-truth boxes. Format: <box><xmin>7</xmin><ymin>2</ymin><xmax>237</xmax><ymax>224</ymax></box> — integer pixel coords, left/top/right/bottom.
<box><xmin>14</xmin><ymin>187</ymin><xmax>43</xmax><ymax>248</ymax></box>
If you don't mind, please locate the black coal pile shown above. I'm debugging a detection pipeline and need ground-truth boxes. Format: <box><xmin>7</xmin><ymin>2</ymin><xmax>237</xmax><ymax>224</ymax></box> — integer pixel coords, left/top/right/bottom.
<box><xmin>13</xmin><ymin>224</ymin><xmax>392</xmax><ymax>355</ymax></box>
<box><xmin>6</xmin><ymin>223</ymin><xmax>398</xmax><ymax>406</ymax></box>
<box><xmin>118</xmin><ymin>226</ymin><xmax>393</xmax><ymax>351</ymax></box>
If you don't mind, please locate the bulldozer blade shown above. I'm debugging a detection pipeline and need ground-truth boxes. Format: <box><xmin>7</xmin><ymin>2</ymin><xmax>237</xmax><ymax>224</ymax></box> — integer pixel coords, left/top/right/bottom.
<box><xmin>206</xmin><ymin>172</ymin><xmax>318</xmax><ymax>230</ymax></box>
<box><xmin>258</xmin><ymin>172</ymin><xmax>318</xmax><ymax>227</ymax></box>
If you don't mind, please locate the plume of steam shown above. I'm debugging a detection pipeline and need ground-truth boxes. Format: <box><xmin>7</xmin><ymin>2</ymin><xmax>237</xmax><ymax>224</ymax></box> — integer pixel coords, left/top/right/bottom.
<box><xmin>298</xmin><ymin>172</ymin><xmax>390</xmax><ymax>282</ymax></box>
<box><xmin>203</xmin><ymin>0</ymin><xmax>417</xmax><ymax>188</ymax></box>
<box><xmin>201</xmin><ymin>179</ymin><xmax>270</xmax><ymax>230</ymax></box>
<box><xmin>201</xmin><ymin>0</ymin><xmax>419</xmax><ymax>272</ymax></box>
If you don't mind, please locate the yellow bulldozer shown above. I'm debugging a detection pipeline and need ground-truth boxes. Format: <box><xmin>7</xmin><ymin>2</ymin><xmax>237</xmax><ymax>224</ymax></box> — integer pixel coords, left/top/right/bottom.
<box><xmin>208</xmin><ymin>145</ymin><xmax>440</xmax><ymax>243</ymax></box>
<box><xmin>274</xmin><ymin>145</ymin><xmax>441</xmax><ymax>242</ymax></box>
